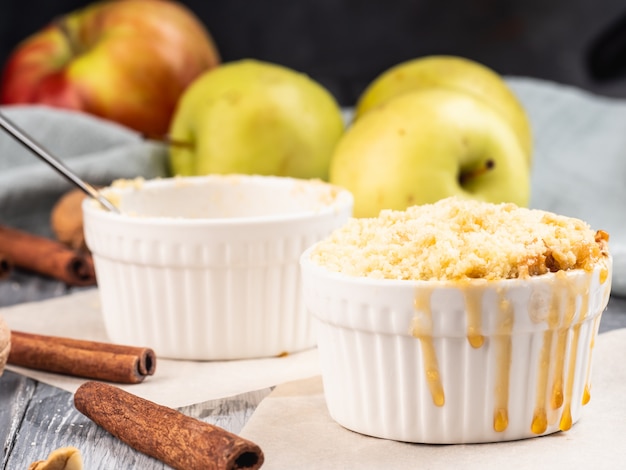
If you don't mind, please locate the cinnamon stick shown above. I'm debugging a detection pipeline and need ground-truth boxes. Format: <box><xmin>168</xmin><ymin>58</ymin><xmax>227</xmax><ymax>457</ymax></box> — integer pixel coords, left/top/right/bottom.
<box><xmin>0</xmin><ymin>252</ymin><xmax>12</xmax><ymax>280</ymax></box>
<box><xmin>74</xmin><ymin>382</ymin><xmax>264</xmax><ymax>470</ymax></box>
<box><xmin>8</xmin><ymin>331</ymin><xmax>156</xmax><ymax>384</ymax></box>
<box><xmin>0</xmin><ymin>224</ymin><xmax>95</xmax><ymax>286</ymax></box>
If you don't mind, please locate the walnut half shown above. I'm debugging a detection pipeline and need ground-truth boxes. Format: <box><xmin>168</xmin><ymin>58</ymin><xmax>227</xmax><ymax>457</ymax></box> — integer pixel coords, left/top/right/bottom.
<box><xmin>29</xmin><ymin>447</ymin><xmax>83</xmax><ymax>470</ymax></box>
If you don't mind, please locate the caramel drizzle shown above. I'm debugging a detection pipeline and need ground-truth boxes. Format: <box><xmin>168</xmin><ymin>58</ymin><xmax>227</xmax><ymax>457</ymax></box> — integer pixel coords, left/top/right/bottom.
<box><xmin>559</xmin><ymin>275</ymin><xmax>587</xmax><ymax>429</ymax></box>
<box><xmin>409</xmin><ymin>265</ymin><xmax>602</xmax><ymax>436</ymax></box>
<box><xmin>464</xmin><ymin>287</ymin><xmax>485</xmax><ymax>349</ymax></box>
<box><xmin>531</xmin><ymin>327</ymin><xmax>554</xmax><ymax>434</ymax></box>
<box><xmin>411</xmin><ymin>293</ymin><xmax>445</xmax><ymax>407</ymax></box>
<box><xmin>580</xmin><ymin>262</ymin><xmax>611</xmax><ymax>407</ymax></box>
<box><xmin>493</xmin><ymin>294</ymin><xmax>514</xmax><ymax>432</ymax></box>
<box><xmin>599</xmin><ymin>268</ymin><xmax>609</xmax><ymax>284</ymax></box>
<box><xmin>530</xmin><ymin>271</ymin><xmax>596</xmax><ymax>434</ymax></box>
<box><xmin>582</xmin><ymin>384</ymin><xmax>591</xmax><ymax>406</ymax></box>
<box><xmin>420</xmin><ymin>337</ymin><xmax>445</xmax><ymax>407</ymax></box>
<box><xmin>560</xmin><ymin>323</ymin><xmax>582</xmax><ymax>431</ymax></box>
<box><xmin>582</xmin><ymin>313</ymin><xmax>602</xmax><ymax>406</ymax></box>
<box><xmin>551</xmin><ymin>286</ymin><xmax>577</xmax><ymax>411</ymax></box>
<box><xmin>531</xmin><ymin>276</ymin><xmax>563</xmax><ymax>435</ymax></box>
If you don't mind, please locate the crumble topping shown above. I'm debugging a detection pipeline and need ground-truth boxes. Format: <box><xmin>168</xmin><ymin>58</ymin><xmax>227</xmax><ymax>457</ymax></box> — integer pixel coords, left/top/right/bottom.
<box><xmin>310</xmin><ymin>197</ymin><xmax>609</xmax><ymax>280</ymax></box>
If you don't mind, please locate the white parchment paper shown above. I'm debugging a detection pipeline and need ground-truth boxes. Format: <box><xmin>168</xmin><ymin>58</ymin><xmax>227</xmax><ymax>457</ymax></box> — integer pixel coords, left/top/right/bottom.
<box><xmin>239</xmin><ymin>328</ymin><xmax>626</xmax><ymax>469</ymax></box>
<box><xmin>1</xmin><ymin>289</ymin><xmax>320</xmax><ymax>408</ymax></box>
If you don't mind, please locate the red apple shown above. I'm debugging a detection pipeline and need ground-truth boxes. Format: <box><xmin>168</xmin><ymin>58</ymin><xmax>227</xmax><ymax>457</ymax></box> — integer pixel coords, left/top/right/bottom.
<box><xmin>0</xmin><ymin>0</ymin><xmax>220</xmax><ymax>136</ymax></box>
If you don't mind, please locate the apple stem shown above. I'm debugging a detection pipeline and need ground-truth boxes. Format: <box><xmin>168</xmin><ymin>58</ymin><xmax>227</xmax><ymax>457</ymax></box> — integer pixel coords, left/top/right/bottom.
<box><xmin>142</xmin><ymin>133</ymin><xmax>194</xmax><ymax>149</ymax></box>
<box><xmin>459</xmin><ymin>159</ymin><xmax>495</xmax><ymax>185</ymax></box>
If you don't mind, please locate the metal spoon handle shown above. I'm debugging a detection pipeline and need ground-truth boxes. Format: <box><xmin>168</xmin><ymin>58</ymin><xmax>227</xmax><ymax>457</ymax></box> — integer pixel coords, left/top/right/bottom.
<box><xmin>0</xmin><ymin>111</ymin><xmax>118</xmax><ymax>213</ymax></box>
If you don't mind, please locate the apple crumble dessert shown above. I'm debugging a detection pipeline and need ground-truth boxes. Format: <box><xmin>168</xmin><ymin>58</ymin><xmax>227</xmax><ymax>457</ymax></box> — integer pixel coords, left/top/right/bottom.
<box><xmin>310</xmin><ymin>196</ymin><xmax>610</xmax><ymax>280</ymax></box>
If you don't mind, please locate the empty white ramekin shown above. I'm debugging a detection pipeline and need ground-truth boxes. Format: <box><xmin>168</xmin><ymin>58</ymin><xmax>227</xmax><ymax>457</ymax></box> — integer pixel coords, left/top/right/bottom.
<box><xmin>82</xmin><ymin>174</ymin><xmax>352</xmax><ymax>360</ymax></box>
<box><xmin>301</xmin><ymin>250</ymin><xmax>612</xmax><ymax>444</ymax></box>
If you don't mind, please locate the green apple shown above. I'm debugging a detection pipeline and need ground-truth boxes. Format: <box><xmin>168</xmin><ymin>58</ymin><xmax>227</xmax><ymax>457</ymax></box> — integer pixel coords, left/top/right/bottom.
<box><xmin>168</xmin><ymin>59</ymin><xmax>344</xmax><ymax>179</ymax></box>
<box><xmin>355</xmin><ymin>55</ymin><xmax>532</xmax><ymax>162</ymax></box>
<box><xmin>330</xmin><ymin>88</ymin><xmax>529</xmax><ymax>218</ymax></box>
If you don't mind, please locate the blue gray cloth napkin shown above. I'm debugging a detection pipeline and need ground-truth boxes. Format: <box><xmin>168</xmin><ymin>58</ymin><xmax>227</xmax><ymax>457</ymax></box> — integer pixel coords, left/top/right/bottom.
<box><xmin>507</xmin><ymin>78</ymin><xmax>626</xmax><ymax>296</ymax></box>
<box><xmin>0</xmin><ymin>105</ymin><xmax>169</xmax><ymax>238</ymax></box>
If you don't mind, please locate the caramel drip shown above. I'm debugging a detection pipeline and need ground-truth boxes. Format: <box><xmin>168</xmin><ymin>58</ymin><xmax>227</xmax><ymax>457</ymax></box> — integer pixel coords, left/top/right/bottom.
<box><xmin>576</xmin><ymin>276</ymin><xmax>591</xmax><ymax>407</ymax></box>
<box><xmin>582</xmin><ymin>313</ymin><xmax>602</xmax><ymax>406</ymax></box>
<box><xmin>531</xmin><ymin>276</ymin><xmax>563</xmax><ymax>434</ymax></box>
<box><xmin>558</xmin><ymin>408</ymin><xmax>572</xmax><ymax>432</ymax></box>
<box><xmin>531</xmin><ymin>329</ymin><xmax>554</xmax><ymax>434</ymax></box>
<box><xmin>493</xmin><ymin>408</ymin><xmax>508</xmax><ymax>433</ymax></box>
<box><xmin>550</xmin><ymin>331</ymin><xmax>567</xmax><ymax>410</ymax></box>
<box><xmin>579</xmin><ymin>284</ymin><xmax>591</xmax><ymax>324</ymax></box>
<box><xmin>603</xmin><ymin>282</ymin><xmax>612</xmax><ymax>307</ymax></box>
<box><xmin>532</xmin><ymin>270</ymin><xmax>596</xmax><ymax>434</ymax></box>
<box><xmin>493</xmin><ymin>294</ymin><xmax>514</xmax><ymax>432</ymax></box>
<box><xmin>420</xmin><ymin>337</ymin><xmax>446</xmax><ymax>407</ymax></box>
<box><xmin>407</xmin><ymin>266</ymin><xmax>600</xmax><ymax>436</ymax></box>
<box><xmin>599</xmin><ymin>268</ymin><xmax>609</xmax><ymax>284</ymax></box>
<box><xmin>590</xmin><ymin>315</ymin><xmax>600</xmax><ymax>349</ymax></box>
<box><xmin>531</xmin><ymin>408</ymin><xmax>548</xmax><ymax>435</ymax></box>
<box><xmin>564</xmin><ymin>273</ymin><xmax>592</xmax><ymax>416</ymax></box>
<box><xmin>582</xmin><ymin>384</ymin><xmax>591</xmax><ymax>405</ymax></box>
<box><xmin>464</xmin><ymin>287</ymin><xmax>485</xmax><ymax>348</ymax></box>
<box><xmin>551</xmin><ymin>290</ymin><xmax>577</xmax><ymax>410</ymax></box>
<box><xmin>600</xmin><ymin>262</ymin><xmax>611</xmax><ymax>316</ymax></box>
<box><xmin>411</xmin><ymin>292</ymin><xmax>445</xmax><ymax>407</ymax></box>
<box><xmin>560</xmin><ymin>323</ymin><xmax>582</xmax><ymax>431</ymax></box>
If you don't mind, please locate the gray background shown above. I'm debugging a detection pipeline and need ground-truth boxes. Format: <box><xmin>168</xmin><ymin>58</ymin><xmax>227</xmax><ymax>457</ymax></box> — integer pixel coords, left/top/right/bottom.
<box><xmin>1</xmin><ymin>0</ymin><xmax>626</xmax><ymax>106</ymax></box>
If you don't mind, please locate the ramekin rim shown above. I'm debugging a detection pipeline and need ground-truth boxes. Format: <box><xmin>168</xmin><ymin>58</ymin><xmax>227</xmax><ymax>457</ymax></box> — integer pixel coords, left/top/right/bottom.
<box><xmin>82</xmin><ymin>174</ymin><xmax>354</xmax><ymax>226</ymax></box>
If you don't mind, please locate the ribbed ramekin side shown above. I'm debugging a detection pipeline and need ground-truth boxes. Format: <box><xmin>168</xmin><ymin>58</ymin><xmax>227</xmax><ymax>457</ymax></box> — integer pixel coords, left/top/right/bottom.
<box><xmin>313</xmin><ymin>302</ymin><xmax>605</xmax><ymax>444</ymax></box>
<box><xmin>92</xmin><ymin>227</ymin><xmax>342</xmax><ymax>359</ymax></box>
